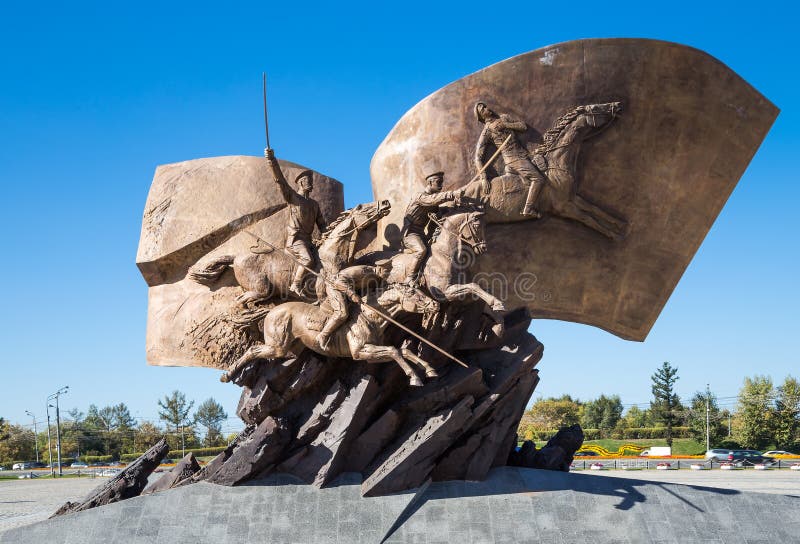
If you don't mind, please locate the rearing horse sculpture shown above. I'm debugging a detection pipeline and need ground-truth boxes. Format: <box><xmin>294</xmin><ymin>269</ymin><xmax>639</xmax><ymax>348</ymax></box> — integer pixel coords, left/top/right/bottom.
<box><xmin>189</xmin><ymin>200</ymin><xmax>391</xmax><ymax>304</ymax></box>
<box><xmin>378</xmin><ymin>207</ymin><xmax>506</xmax><ymax>335</ymax></box>
<box><xmin>465</xmin><ymin>102</ymin><xmax>627</xmax><ymax>240</ymax></box>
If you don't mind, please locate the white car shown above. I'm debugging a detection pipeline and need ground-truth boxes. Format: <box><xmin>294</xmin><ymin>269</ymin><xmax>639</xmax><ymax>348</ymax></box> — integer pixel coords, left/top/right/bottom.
<box><xmin>763</xmin><ymin>450</ymin><xmax>796</xmax><ymax>456</ymax></box>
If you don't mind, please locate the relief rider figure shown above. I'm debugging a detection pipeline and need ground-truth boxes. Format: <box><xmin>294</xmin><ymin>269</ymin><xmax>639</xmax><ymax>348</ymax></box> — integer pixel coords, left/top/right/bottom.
<box><xmin>474</xmin><ymin>102</ymin><xmax>546</xmax><ymax>218</ymax></box>
<box><xmin>401</xmin><ymin>171</ymin><xmax>463</xmax><ymax>285</ymax></box>
<box><xmin>264</xmin><ymin>148</ymin><xmax>327</xmax><ymax>298</ymax></box>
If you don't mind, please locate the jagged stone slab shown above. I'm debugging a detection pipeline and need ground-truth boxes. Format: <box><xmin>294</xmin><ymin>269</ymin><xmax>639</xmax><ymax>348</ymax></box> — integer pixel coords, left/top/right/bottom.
<box><xmin>362</xmin><ymin>396</ymin><xmax>475</xmax><ymax>497</ymax></box>
<box><xmin>142</xmin><ymin>452</ymin><xmax>201</xmax><ymax>495</ymax></box>
<box><xmin>344</xmin><ymin>409</ymin><xmax>401</xmax><ymax>473</ymax></box>
<box><xmin>193</xmin><ymin>417</ymin><xmax>289</xmax><ymax>486</ymax></box>
<box><xmin>288</xmin><ymin>375</ymin><xmax>379</xmax><ymax>486</ymax></box>
<box><xmin>51</xmin><ymin>438</ymin><xmax>168</xmax><ymax>517</ymax></box>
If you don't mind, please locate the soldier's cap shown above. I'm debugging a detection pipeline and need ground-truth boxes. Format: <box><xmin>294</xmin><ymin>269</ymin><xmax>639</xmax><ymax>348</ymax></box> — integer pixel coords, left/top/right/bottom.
<box><xmin>295</xmin><ymin>170</ymin><xmax>314</xmax><ymax>184</ymax></box>
<box><xmin>425</xmin><ymin>171</ymin><xmax>445</xmax><ymax>182</ymax></box>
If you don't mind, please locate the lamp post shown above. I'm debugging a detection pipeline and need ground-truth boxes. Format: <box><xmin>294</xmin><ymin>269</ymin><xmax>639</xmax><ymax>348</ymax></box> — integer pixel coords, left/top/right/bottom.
<box><xmin>47</xmin><ymin>386</ymin><xmax>69</xmax><ymax>477</ymax></box>
<box><xmin>45</xmin><ymin>404</ymin><xmax>54</xmax><ymax>477</ymax></box>
<box><xmin>705</xmin><ymin>384</ymin><xmax>711</xmax><ymax>452</ymax></box>
<box><xmin>24</xmin><ymin>411</ymin><xmax>39</xmax><ymax>463</ymax></box>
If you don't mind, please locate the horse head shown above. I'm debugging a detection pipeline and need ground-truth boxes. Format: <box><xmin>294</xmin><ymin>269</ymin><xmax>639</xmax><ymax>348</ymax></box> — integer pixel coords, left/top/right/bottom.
<box><xmin>319</xmin><ymin>200</ymin><xmax>392</xmax><ymax>269</ymax></box>
<box><xmin>578</xmin><ymin>101</ymin><xmax>623</xmax><ymax>129</ymax></box>
<box><xmin>439</xmin><ymin>206</ymin><xmax>488</xmax><ymax>256</ymax></box>
<box><xmin>378</xmin><ymin>282</ymin><xmax>440</xmax><ymax>315</ymax></box>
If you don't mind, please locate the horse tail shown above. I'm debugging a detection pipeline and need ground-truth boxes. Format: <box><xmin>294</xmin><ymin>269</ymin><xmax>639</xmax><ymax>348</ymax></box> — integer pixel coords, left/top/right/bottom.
<box><xmin>188</xmin><ymin>255</ymin><xmax>234</xmax><ymax>285</ymax></box>
<box><xmin>229</xmin><ymin>304</ymin><xmax>274</xmax><ymax>329</ymax></box>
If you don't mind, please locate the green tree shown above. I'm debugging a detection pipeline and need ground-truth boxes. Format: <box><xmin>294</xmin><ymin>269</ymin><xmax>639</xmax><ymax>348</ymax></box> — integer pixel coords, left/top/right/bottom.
<box><xmin>194</xmin><ymin>398</ymin><xmax>228</xmax><ymax>447</ymax></box>
<box><xmin>651</xmin><ymin>362</ymin><xmax>680</xmax><ymax>447</ymax></box>
<box><xmin>686</xmin><ymin>391</ymin><xmax>725</xmax><ymax>447</ymax></box>
<box><xmin>134</xmin><ymin>421</ymin><xmax>164</xmax><ymax>453</ymax></box>
<box><xmin>525</xmin><ymin>395</ymin><xmax>581</xmax><ymax>431</ymax></box>
<box><xmin>774</xmin><ymin>376</ymin><xmax>800</xmax><ymax>449</ymax></box>
<box><xmin>734</xmin><ymin>375</ymin><xmax>774</xmax><ymax>449</ymax></box>
<box><xmin>0</xmin><ymin>423</ymin><xmax>35</xmax><ymax>463</ymax></box>
<box><xmin>622</xmin><ymin>406</ymin><xmax>651</xmax><ymax>428</ymax></box>
<box><xmin>158</xmin><ymin>391</ymin><xmax>195</xmax><ymax>452</ymax></box>
<box><xmin>581</xmin><ymin>395</ymin><xmax>623</xmax><ymax>436</ymax></box>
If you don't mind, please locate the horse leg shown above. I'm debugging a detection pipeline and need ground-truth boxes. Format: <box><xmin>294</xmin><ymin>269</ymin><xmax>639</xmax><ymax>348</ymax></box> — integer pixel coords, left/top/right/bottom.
<box><xmin>235</xmin><ymin>290</ymin><xmax>270</xmax><ymax>307</ymax></box>
<box><xmin>573</xmin><ymin>194</ymin><xmax>627</xmax><ymax>231</ymax></box>
<box><xmin>443</xmin><ymin>283</ymin><xmax>505</xmax><ymax>337</ymax></box>
<box><xmin>400</xmin><ymin>340</ymin><xmax>438</xmax><ymax>378</ymax></box>
<box><xmin>220</xmin><ymin>343</ymin><xmax>279</xmax><ymax>383</ymax></box>
<box><xmin>558</xmin><ymin>201</ymin><xmax>620</xmax><ymax>240</ymax></box>
<box><xmin>352</xmin><ymin>343</ymin><xmax>424</xmax><ymax>387</ymax></box>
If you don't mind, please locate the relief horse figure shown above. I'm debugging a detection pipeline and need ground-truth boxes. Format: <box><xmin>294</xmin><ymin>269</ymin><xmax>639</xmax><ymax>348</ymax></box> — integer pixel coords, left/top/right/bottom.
<box><xmin>221</xmin><ymin>282</ymin><xmax>440</xmax><ymax>386</ymax></box>
<box><xmin>465</xmin><ymin>102</ymin><xmax>627</xmax><ymax>240</ymax></box>
<box><xmin>188</xmin><ymin>200</ymin><xmax>391</xmax><ymax>304</ymax></box>
<box><xmin>379</xmin><ymin>207</ymin><xmax>506</xmax><ymax>336</ymax></box>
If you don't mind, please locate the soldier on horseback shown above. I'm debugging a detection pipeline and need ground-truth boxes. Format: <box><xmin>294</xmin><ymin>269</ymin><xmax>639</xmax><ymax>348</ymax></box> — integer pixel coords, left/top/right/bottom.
<box><xmin>317</xmin><ymin>262</ymin><xmax>391</xmax><ymax>350</ymax></box>
<box><xmin>401</xmin><ymin>171</ymin><xmax>463</xmax><ymax>285</ymax></box>
<box><xmin>265</xmin><ymin>148</ymin><xmax>327</xmax><ymax>298</ymax></box>
<box><xmin>474</xmin><ymin>102</ymin><xmax>547</xmax><ymax>219</ymax></box>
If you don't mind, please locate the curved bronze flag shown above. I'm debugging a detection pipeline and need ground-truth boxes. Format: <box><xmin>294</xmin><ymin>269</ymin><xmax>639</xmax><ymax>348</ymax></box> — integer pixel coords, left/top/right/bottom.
<box><xmin>370</xmin><ymin>38</ymin><xmax>778</xmax><ymax>341</ymax></box>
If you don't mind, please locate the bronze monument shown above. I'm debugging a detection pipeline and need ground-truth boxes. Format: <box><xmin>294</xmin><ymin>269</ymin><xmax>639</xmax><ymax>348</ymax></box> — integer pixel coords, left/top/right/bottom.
<box><xmin>135</xmin><ymin>38</ymin><xmax>777</xmax><ymax>497</ymax></box>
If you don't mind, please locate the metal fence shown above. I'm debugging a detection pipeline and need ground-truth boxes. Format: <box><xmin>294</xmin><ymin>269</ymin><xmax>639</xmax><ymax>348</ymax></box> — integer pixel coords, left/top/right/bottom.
<box><xmin>570</xmin><ymin>458</ymin><xmax>800</xmax><ymax>471</ymax></box>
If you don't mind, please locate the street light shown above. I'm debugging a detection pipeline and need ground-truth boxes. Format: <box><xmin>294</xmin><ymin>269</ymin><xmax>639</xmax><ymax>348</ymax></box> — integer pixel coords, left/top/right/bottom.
<box><xmin>47</xmin><ymin>386</ymin><xmax>69</xmax><ymax>477</ymax></box>
<box><xmin>24</xmin><ymin>410</ymin><xmax>39</xmax><ymax>463</ymax></box>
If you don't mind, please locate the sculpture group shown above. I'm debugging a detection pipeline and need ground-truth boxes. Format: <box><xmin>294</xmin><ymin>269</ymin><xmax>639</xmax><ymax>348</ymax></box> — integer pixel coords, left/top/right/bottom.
<box><xmin>135</xmin><ymin>38</ymin><xmax>777</xmax><ymax>497</ymax></box>
<box><xmin>187</xmin><ymin>100</ymin><xmax>625</xmax><ymax>391</ymax></box>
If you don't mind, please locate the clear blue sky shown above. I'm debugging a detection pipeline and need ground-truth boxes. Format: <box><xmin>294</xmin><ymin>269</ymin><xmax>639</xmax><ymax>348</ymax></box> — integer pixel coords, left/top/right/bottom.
<box><xmin>1</xmin><ymin>1</ymin><xmax>797</xmax><ymax>431</ymax></box>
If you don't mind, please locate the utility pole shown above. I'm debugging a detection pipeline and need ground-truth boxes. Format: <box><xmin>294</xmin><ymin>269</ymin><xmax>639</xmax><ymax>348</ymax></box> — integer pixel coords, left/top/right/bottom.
<box><xmin>48</xmin><ymin>386</ymin><xmax>69</xmax><ymax>477</ymax></box>
<box><xmin>705</xmin><ymin>384</ymin><xmax>711</xmax><ymax>451</ymax></box>
<box><xmin>25</xmin><ymin>411</ymin><xmax>39</xmax><ymax>463</ymax></box>
<box><xmin>45</xmin><ymin>404</ymin><xmax>54</xmax><ymax>477</ymax></box>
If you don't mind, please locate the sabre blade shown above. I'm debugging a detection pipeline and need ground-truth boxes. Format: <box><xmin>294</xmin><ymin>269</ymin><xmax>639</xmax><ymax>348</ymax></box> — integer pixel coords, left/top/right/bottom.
<box><xmin>262</xmin><ymin>72</ymin><xmax>271</xmax><ymax>149</ymax></box>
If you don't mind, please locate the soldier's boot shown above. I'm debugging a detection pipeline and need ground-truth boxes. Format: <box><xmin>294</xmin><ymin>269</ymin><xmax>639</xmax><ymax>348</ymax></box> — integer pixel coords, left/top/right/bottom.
<box><xmin>289</xmin><ymin>266</ymin><xmax>308</xmax><ymax>299</ymax></box>
<box><xmin>317</xmin><ymin>314</ymin><xmax>346</xmax><ymax>351</ymax></box>
<box><xmin>522</xmin><ymin>178</ymin><xmax>544</xmax><ymax>218</ymax></box>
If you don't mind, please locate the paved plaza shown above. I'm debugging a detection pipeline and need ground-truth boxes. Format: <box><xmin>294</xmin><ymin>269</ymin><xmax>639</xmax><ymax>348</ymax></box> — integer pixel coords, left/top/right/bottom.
<box><xmin>1</xmin><ymin>467</ymin><xmax>799</xmax><ymax>543</ymax></box>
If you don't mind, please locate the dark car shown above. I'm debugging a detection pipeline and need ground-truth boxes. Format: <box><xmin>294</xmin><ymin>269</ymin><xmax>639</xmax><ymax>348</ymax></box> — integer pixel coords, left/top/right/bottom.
<box><xmin>726</xmin><ymin>449</ymin><xmax>774</xmax><ymax>466</ymax></box>
<box><xmin>574</xmin><ymin>451</ymin><xmax>599</xmax><ymax>457</ymax></box>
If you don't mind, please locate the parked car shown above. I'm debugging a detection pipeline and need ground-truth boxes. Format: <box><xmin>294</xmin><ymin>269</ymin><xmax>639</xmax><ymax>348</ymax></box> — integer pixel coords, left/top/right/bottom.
<box><xmin>30</xmin><ymin>462</ymin><xmax>47</xmax><ymax>469</ymax></box>
<box><xmin>763</xmin><ymin>450</ymin><xmax>797</xmax><ymax>456</ymax></box>
<box><xmin>574</xmin><ymin>451</ymin><xmax>599</xmax><ymax>457</ymax></box>
<box><xmin>70</xmin><ymin>461</ymin><xmax>88</xmax><ymax>468</ymax></box>
<box><xmin>704</xmin><ymin>449</ymin><xmax>733</xmax><ymax>461</ymax></box>
<box><xmin>99</xmin><ymin>468</ymin><xmax>122</xmax><ymax>477</ymax></box>
<box><xmin>726</xmin><ymin>450</ymin><xmax>774</xmax><ymax>467</ymax></box>
<box><xmin>12</xmin><ymin>462</ymin><xmax>33</xmax><ymax>470</ymax></box>
<box><xmin>89</xmin><ymin>462</ymin><xmax>105</xmax><ymax>467</ymax></box>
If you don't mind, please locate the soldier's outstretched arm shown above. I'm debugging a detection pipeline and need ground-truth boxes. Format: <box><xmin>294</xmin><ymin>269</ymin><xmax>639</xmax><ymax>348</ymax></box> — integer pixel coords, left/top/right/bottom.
<box><xmin>474</xmin><ymin>126</ymin><xmax>489</xmax><ymax>172</ymax></box>
<box><xmin>500</xmin><ymin>114</ymin><xmax>528</xmax><ymax>132</ymax></box>
<box><xmin>264</xmin><ymin>148</ymin><xmax>295</xmax><ymax>203</ymax></box>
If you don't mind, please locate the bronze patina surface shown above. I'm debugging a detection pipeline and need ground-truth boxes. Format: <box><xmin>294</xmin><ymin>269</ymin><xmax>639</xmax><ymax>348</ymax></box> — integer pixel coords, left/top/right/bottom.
<box><xmin>371</xmin><ymin>38</ymin><xmax>778</xmax><ymax>340</ymax></box>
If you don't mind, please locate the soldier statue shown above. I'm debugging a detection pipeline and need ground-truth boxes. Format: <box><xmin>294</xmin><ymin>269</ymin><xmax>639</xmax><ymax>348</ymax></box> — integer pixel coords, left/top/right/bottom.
<box><xmin>474</xmin><ymin>102</ymin><xmax>546</xmax><ymax>218</ymax></box>
<box><xmin>401</xmin><ymin>171</ymin><xmax>463</xmax><ymax>285</ymax></box>
<box><xmin>264</xmin><ymin>148</ymin><xmax>327</xmax><ymax>298</ymax></box>
<box><xmin>317</xmin><ymin>262</ymin><xmax>391</xmax><ymax>350</ymax></box>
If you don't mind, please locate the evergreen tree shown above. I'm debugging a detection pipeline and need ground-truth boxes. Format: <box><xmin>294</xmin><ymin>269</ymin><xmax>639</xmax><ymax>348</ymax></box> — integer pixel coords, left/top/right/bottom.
<box><xmin>158</xmin><ymin>391</ymin><xmax>195</xmax><ymax>452</ymax></box>
<box><xmin>194</xmin><ymin>398</ymin><xmax>228</xmax><ymax>446</ymax></box>
<box><xmin>651</xmin><ymin>362</ymin><xmax>680</xmax><ymax>447</ymax></box>
<box><xmin>581</xmin><ymin>395</ymin><xmax>623</xmax><ymax>436</ymax></box>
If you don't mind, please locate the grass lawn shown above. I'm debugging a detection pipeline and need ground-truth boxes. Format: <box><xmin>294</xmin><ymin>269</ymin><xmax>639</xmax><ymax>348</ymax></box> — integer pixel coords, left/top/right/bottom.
<box><xmin>583</xmin><ymin>438</ymin><xmax>706</xmax><ymax>456</ymax></box>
